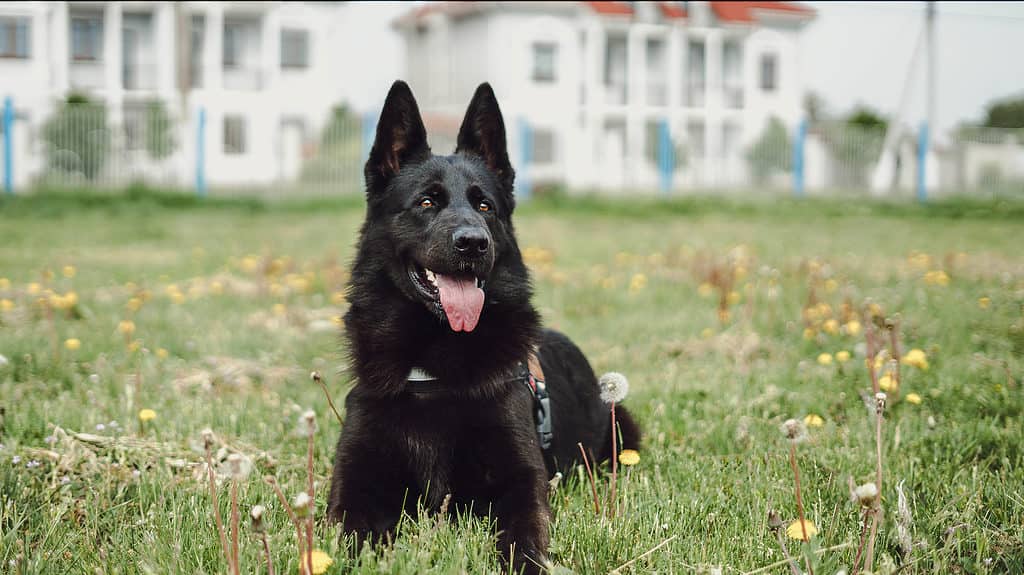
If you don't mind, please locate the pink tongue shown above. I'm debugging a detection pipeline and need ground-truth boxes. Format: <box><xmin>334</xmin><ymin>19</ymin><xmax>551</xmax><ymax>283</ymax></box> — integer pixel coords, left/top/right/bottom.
<box><xmin>434</xmin><ymin>273</ymin><xmax>485</xmax><ymax>332</ymax></box>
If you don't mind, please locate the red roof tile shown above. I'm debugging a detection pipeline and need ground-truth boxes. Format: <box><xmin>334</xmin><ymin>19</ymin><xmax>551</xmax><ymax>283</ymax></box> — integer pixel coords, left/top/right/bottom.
<box><xmin>659</xmin><ymin>2</ymin><xmax>688</xmax><ymax>19</ymax></box>
<box><xmin>583</xmin><ymin>2</ymin><xmax>634</xmax><ymax>16</ymax></box>
<box><xmin>710</xmin><ymin>2</ymin><xmax>814</xmax><ymax>23</ymax></box>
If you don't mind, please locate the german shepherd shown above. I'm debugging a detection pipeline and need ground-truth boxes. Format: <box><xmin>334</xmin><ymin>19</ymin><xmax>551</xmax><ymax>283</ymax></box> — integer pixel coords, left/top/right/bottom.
<box><xmin>327</xmin><ymin>81</ymin><xmax>641</xmax><ymax>574</ymax></box>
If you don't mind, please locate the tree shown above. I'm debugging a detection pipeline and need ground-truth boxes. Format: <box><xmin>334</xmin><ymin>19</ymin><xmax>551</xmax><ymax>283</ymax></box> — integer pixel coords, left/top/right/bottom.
<box><xmin>819</xmin><ymin>106</ymin><xmax>887</xmax><ymax>188</ymax></box>
<box><xmin>145</xmin><ymin>100</ymin><xmax>175</xmax><ymax>160</ymax></box>
<box><xmin>983</xmin><ymin>95</ymin><xmax>1024</xmax><ymax>129</ymax></box>
<box><xmin>746</xmin><ymin>117</ymin><xmax>792</xmax><ymax>185</ymax></box>
<box><xmin>300</xmin><ymin>104</ymin><xmax>364</xmax><ymax>186</ymax></box>
<box><xmin>43</xmin><ymin>93</ymin><xmax>110</xmax><ymax>181</ymax></box>
<box><xmin>803</xmin><ymin>91</ymin><xmax>827</xmax><ymax>123</ymax></box>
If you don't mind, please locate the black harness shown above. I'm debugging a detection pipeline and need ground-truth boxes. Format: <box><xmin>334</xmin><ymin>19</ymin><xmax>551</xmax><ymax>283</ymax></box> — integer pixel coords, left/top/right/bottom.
<box><xmin>405</xmin><ymin>361</ymin><xmax>553</xmax><ymax>451</ymax></box>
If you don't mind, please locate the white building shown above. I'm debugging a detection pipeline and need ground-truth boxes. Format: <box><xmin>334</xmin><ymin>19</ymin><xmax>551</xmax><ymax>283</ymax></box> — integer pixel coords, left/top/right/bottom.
<box><xmin>394</xmin><ymin>1</ymin><xmax>815</xmax><ymax>192</ymax></box>
<box><xmin>0</xmin><ymin>1</ymin><xmax>405</xmax><ymax>190</ymax></box>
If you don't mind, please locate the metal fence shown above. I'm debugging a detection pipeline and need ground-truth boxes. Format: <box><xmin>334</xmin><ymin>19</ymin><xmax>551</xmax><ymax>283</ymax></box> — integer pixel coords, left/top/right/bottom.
<box><xmin>2</xmin><ymin>96</ymin><xmax>1023</xmax><ymax>199</ymax></box>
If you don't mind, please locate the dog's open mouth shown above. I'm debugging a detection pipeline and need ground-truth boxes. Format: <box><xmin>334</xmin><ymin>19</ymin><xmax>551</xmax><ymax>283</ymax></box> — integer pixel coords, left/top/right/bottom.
<box><xmin>408</xmin><ymin>264</ymin><xmax>486</xmax><ymax>332</ymax></box>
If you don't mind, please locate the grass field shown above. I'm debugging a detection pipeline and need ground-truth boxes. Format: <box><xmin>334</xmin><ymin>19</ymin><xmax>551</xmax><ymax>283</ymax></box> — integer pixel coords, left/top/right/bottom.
<box><xmin>1</xmin><ymin>190</ymin><xmax>1022</xmax><ymax>574</ymax></box>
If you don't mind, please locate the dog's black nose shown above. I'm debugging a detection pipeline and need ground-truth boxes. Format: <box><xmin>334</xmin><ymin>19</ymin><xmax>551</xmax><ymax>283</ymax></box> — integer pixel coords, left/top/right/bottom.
<box><xmin>453</xmin><ymin>228</ymin><xmax>490</xmax><ymax>257</ymax></box>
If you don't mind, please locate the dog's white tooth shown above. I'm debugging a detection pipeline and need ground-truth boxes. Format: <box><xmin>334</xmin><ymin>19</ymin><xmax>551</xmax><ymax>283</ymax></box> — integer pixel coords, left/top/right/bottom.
<box><xmin>425</xmin><ymin>269</ymin><xmax>436</xmax><ymax>284</ymax></box>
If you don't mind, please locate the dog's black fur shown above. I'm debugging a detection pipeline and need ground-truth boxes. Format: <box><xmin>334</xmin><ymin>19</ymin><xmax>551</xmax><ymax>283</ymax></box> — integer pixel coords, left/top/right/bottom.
<box><xmin>327</xmin><ymin>81</ymin><xmax>641</xmax><ymax>574</ymax></box>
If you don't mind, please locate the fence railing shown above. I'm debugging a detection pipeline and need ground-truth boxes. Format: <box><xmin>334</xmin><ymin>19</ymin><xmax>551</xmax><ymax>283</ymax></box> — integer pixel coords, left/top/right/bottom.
<box><xmin>2</xmin><ymin>95</ymin><xmax>1023</xmax><ymax>199</ymax></box>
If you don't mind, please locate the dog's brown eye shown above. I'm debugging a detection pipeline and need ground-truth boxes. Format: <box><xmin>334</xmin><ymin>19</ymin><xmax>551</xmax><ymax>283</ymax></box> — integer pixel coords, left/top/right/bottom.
<box><xmin>478</xmin><ymin>202</ymin><xmax>490</xmax><ymax>213</ymax></box>
<box><xmin>420</xmin><ymin>198</ymin><xmax>434</xmax><ymax>208</ymax></box>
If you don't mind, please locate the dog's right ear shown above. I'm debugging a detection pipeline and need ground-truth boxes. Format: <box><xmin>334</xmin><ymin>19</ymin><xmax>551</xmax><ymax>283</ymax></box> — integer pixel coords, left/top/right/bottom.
<box><xmin>365</xmin><ymin>81</ymin><xmax>430</xmax><ymax>187</ymax></box>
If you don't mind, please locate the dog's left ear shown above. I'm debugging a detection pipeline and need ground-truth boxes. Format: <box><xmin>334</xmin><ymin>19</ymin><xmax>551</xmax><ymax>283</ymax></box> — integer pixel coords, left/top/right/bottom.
<box><xmin>456</xmin><ymin>83</ymin><xmax>515</xmax><ymax>198</ymax></box>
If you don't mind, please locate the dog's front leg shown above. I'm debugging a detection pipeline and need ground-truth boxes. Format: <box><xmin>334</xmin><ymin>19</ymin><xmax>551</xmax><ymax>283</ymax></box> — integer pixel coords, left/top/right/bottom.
<box><xmin>495</xmin><ymin>462</ymin><xmax>551</xmax><ymax>574</ymax></box>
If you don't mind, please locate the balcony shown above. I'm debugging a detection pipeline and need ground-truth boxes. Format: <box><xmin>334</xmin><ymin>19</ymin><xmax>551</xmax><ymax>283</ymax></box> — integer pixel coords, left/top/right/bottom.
<box><xmin>223</xmin><ymin>15</ymin><xmax>263</xmax><ymax>91</ymax></box>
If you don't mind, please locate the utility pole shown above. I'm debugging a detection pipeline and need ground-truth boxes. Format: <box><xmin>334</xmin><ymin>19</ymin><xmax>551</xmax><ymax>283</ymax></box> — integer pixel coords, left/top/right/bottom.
<box><xmin>926</xmin><ymin>1</ymin><xmax>936</xmax><ymax>136</ymax></box>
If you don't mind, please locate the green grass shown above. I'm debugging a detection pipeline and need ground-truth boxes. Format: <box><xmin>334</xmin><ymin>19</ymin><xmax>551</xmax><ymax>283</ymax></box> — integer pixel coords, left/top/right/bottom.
<box><xmin>1</xmin><ymin>190</ymin><xmax>1023</xmax><ymax>574</ymax></box>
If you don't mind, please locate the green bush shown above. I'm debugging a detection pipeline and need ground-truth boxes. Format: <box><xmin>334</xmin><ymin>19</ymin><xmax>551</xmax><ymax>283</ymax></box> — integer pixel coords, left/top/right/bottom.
<box><xmin>42</xmin><ymin>93</ymin><xmax>110</xmax><ymax>181</ymax></box>
<box><xmin>145</xmin><ymin>100</ymin><xmax>175</xmax><ymax>160</ymax></box>
<box><xmin>746</xmin><ymin>117</ymin><xmax>791</xmax><ymax>185</ymax></box>
<box><xmin>300</xmin><ymin>104</ymin><xmax>364</xmax><ymax>185</ymax></box>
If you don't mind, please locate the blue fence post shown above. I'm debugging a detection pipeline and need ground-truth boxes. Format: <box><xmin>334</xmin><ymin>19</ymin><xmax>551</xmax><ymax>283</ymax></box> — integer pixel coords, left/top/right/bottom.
<box><xmin>3</xmin><ymin>97</ymin><xmax>13</xmax><ymax>195</ymax></box>
<box><xmin>657</xmin><ymin>119</ymin><xmax>673</xmax><ymax>195</ymax></box>
<box><xmin>916</xmin><ymin>121</ymin><xmax>929</xmax><ymax>202</ymax></box>
<box><xmin>195</xmin><ymin>107</ymin><xmax>206</xmax><ymax>197</ymax></box>
<box><xmin>792</xmin><ymin>118</ymin><xmax>807</xmax><ymax>197</ymax></box>
<box><xmin>361</xmin><ymin>110</ymin><xmax>378</xmax><ymax>163</ymax></box>
<box><xmin>518</xmin><ymin>117</ymin><xmax>532</xmax><ymax>201</ymax></box>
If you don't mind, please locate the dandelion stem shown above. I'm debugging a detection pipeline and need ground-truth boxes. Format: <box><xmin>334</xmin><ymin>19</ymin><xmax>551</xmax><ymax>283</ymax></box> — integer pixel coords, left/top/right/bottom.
<box><xmin>259</xmin><ymin>532</ymin><xmax>275</xmax><ymax>575</ymax></box>
<box><xmin>265</xmin><ymin>476</ymin><xmax>307</xmax><ymax>575</ymax></box>
<box><xmin>306</xmin><ymin>433</ymin><xmax>315</xmax><ymax>575</ymax></box>
<box><xmin>230</xmin><ymin>481</ymin><xmax>240</xmax><ymax>575</ymax></box>
<box><xmin>865</xmin><ymin>401</ymin><xmax>885</xmax><ymax>572</ymax></box>
<box><xmin>608</xmin><ymin>403</ymin><xmax>618</xmax><ymax>519</ymax></box>
<box><xmin>314</xmin><ymin>373</ymin><xmax>344</xmax><ymax>425</ymax></box>
<box><xmin>788</xmin><ymin>441</ymin><xmax>814</xmax><ymax>575</ymax></box>
<box><xmin>851</xmin><ymin>508</ymin><xmax>873</xmax><ymax>575</ymax></box>
<box><xmin>204</xmin><ymin>444</ymin><xmax>233</xmax><ymax>573</ymax></box>
<box><xmin>577</xmin><ymin>442</ymin><xmax>600</xmax><ymax>515</ymax></box>
<box><xmin>772</xmin><ymin>525</ymin><xmax>801</xmax><ymax>575</ymax></box>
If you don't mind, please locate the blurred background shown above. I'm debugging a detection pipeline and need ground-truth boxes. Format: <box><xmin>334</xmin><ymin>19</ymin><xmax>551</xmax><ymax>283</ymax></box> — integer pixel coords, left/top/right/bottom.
<box><xmin>0</xmin><ymin>1</ymin><xmax>1022</xmax><ymax>199</ymax></box>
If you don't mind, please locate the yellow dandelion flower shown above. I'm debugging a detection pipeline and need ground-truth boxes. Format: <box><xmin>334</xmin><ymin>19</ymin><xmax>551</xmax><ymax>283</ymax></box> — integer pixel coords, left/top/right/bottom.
<box><xmin>118</xmin><ymin>320</ymin><xmax>136</xmax><ymax>335</ymax></box>
<box><xmin>629</xmin><ymin>273</ymin><xmax>648</xmax><ymax>293</ymax></box>
<box><xmin>210</xmin><ymin>280</ymin><xmax>224</xmax><ymax>295</ymax></box>
<box><xmin>273</xmin><ymin>303</ymin><xmax>287</xmax><ymax>316</ymax></box>
<box><xmin>824</xmin><ymin>278</ymin><xmax>839</xmax><ymax>293</ymax></box>
<box><xmin>127</xmin><ymin>297</ymin><xmax>143</xmax><ymax>312</ymax></box>
<box><xmin>823</xmin><ymin>319</ymin><xmax>840</xmax><ymax>335</ymax></box>
<box><xmin>804</xmin><ymin>414</ymin><xmax>824</xmax><ymax>427</ymax></box>
<box><xmin>269</xmin><ymin>283</ymin><xmax>285</xmax><ymax>297</ymax></box>
<box><xmin>241</xmin><ymin>255</ymin><xmax>260</xmax><ymax>273</ymax></box>
<box><xmin>698</xmin><ymin>283</ymin><xmax>714</xmax><ymax>298</ymax></box>
<box><xmin>1</xmin><ymin>299</ymin><xmax>13</xmax><ymax>312</ymax></box>
<box><xmin>27</xmin><ymin>282</ymin><xmax>41</xmax><ymax>295</ymax></box>
<box><xmin>42</xmin><ymin>269</ymin><xmax>54</xmax><ymax>281</ymax></box>
<box><xmin>817</xmin><ymin>353</ymin><xmax>833</xmax><ymax>366</ymax></box>
<box><xmin>619</xmin><ymin>449</ymin><xmax>640</xmax><ymax>466</ymax></box>
<box><xmin>978</xmin><ymin>296</ymin><xmax>990</xmax><ymax>309</ymax></box>
<box><xmin>835</xmin><ymin>350</ymin><xmax>851</xmax><ymax>363</ymax></box>
<box><xmin>803</xmin><ymin>327</ymin><xmax>816</xmax><ymax>341</ymax></box>
<box><xmin>786</xmin><ymin>519</ymin><xmax>819</xmax><ymax>541</ymax></box>
<box><xmin>726</xmin><ymin>290</ymin><xmax>741</xmax><ymax>305</ymax></box>
<box><xmin>905</xmin><ymin>393</ymin><xmax>922</xmax><ymax>405</ymax></box>
<box><xmin>156</xmin><ymin>348</ymin><xmax>169</xmax><ymax>360</ymax></box>
<box><xmin>62</xmin><ymin>265</ymin><xmax>76</xmax><ymax>278</ymax></box>
<box><xmin>844</xmin><ymin>320</ymin><xmax>861</xmax><ymax>336</ymax></box>
<box><xmin>879</xmin><ymin>374</ymin><xmax>898</xmax><ymax>393</ymax></box>
<box><xmin>64</xmin><ymin>338</ymin><xmax>81</xmax><ymax>351</ymax></box>
<box><xmin>128</xmin><ymin>340</ymin><xmax>142</xmax><ymax>353</ymax></box>
<box><xmin>700</xmin><ymin>327</ymin><xmax>714</xmax><ymax>339</ymax></box>
<box><xmin>0</xmin><ymin>278</ymin><xmax>10</xmax><ymax>290</ymax></box>
<box><xmin>306</xmin><ymin>549</ymin><xmax>334</xmax><ymax>575</ymax></box>
<box><xmin>170</xmin><ymin>291</ymin><xmax>186</xmax><ymax>305</ymax></box>
<box><xmin>138</xmin><ymin>409</ymin><xmax>157</xmax><ymax>422</ymax></box>
<box><xmin>901</xmin><ymin>348</ymin><xmax>929</xmax><ymax>370</ymax></box>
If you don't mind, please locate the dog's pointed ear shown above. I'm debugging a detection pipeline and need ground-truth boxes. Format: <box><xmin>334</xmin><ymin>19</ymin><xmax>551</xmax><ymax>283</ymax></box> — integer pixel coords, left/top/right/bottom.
<box><xmin>365</xmin><ymin>81</ymin><xmax>430</xmax><ymax>186</ymax></box>
<box><xmin>456</xmin><ymin>83</ymin><xmax>515</xmax><ymax>195</ymax></box>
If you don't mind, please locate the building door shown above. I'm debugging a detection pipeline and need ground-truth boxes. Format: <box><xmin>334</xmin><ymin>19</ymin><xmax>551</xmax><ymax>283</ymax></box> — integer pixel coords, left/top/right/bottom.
<box><xmin>279</xmin><ymin>121</ymin><xmax>303</xmax><ymax>182</ymax></box>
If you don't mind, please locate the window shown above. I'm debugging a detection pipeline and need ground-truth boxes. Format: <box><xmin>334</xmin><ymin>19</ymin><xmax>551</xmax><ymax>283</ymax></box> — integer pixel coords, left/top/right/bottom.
<box><xmin>687</xmin><ymin>39</ymin><xmax>705</xmax><ymax>106</ymax></box>
<box><xmin>532</xmin><ymin>43</ymin><xmax>556</xmax><ymax>83</ymax></box>
<box><xmin>532</xmin><ymin>129</ymin><xmax>555</xmax><ymax>165</ymax></box>
<box><xmin>281</xmin><ymin>29</ymin><xmax>309</xmax><ymax>69</ymax></box>
<box><xmin>223</xmin><ymin>22</ymin><xmax>239</xmax><ymax>68</ymax></box>
<box><xmin>0</xmin><ymin>17</ymin><xmax>30</xmax><ymax>59</ymax></box>
<box><xmin>224</xmin><ymin>116</ymin><xmax>246</xmax><ymax>155</ymax></box>
<box><xmin>71</xmin><ymin>12</ymin><xmax>103</xmax><ymax>61</ymax></box>
<box><xmin>189</xmin><ymin>15</ymin><xmax>205</xmax><ymax>88</ymax></box>
<box><xmin>760</xmin><ymin>53</ymin><xmax>777</xmax><ymax>92</ymax></box>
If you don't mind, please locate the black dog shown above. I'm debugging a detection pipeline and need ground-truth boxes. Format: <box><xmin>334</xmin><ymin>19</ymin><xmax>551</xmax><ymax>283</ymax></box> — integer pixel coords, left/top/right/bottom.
<box><xmin>327</xmin><ymin>81</ymin><xmax>640</xmax><ymax>574</ymax></box>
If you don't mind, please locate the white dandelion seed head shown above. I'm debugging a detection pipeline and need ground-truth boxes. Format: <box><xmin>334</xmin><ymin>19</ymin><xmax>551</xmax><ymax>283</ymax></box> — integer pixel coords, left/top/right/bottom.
<box><xmin>250</xmin><ymin>504</ymin><xmax>267</xmax><ymax>532</ymax></box>
<box><xmin>781</xmin><ymin>418</ymin><xmax>808</xmax><ymax>443</ymax></box>
<box><xmin>875</xmin><ymin>392</ymin><xmax>887</xmax><ymax>412</ymax></box>
<box><xmin>0</xmin><ymin>354</ymin><xmax>8</xmax><ymax>367</ymax></box>
<box><xmin>854</xmin><ymin>482</ymin><xmax>879</xmax><ymax>507</ymax></box>
<box><xmin>292</xmin><ymin>492</ymin><xmax>313</xmax><ymax>517</ymax></box>
<box><xmin>299</xmin><ymin>410</ymin><xmax>318</xmax><ymax>437</ymax></box>
<box><xmin>88</xmin><ymin>373</ymin><xmax>100</xmax><ymax>384</ymax></box>
<box><xmin>200</xmin><ymin>427</ymin><xmax>215</xmax><ymax>449</ymax></box>
<box><xmin>598</xmin><ymin>372</ymin><xmax>630</xmax><ymax>404</ymax></box>
<box><xmin>226</xmin><ymin>453</ymin><xmax>252</xmax><ymax>480</ymax></box>
<box><xmin>310</xmin><ymin>370</ymin><xmax>321</xmax><ymax>382</ymax></box>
